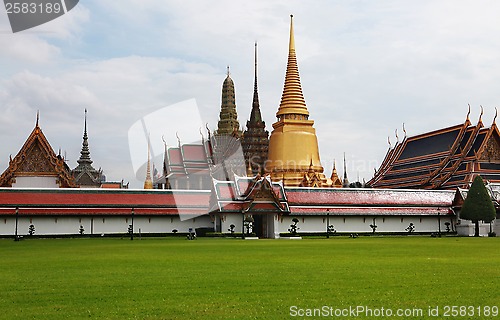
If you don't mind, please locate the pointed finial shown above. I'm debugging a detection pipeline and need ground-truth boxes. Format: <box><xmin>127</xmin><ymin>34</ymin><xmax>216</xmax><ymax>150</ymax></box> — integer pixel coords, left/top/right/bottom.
<box><xmin>247</xmin><ymin>161</ymin><xmax>253</xmax><ymax>177</ymax></box>
<box><xmin>144</xmin><ymin>133</ymin><xmax>153</xmax><ymax>189</ymax></box>
<box><xmin>199</xmin><ymin>127</ymin><xmax>204</xmax><ymax>141</ymax></box>
<box><xmin>205</xmin><ymin>123</ymin><xmax>211</xmax><ymax>139</ymax></box>
<box><xmin>479</xmin><ymin>105</ymin><xmax>484</xmax><ymax>123</ymax></box>
<box><xmin>309</xmin><ymin>157</ymin><xmax>314</xmax><ymax>169</ymax></box>
<box><xmin>254</xmin><ymin>42</ymin><xmax>258</xmax><ymax>82</ymax></box>
<box><xmin>36</xmin><ymin>110</ymin><xmax>39</xmax><ymax>127</ymax></box>
<box><xmin>395</xmin><ymin>129</ymin><xmax>399</xmax><ymax>143</ymax></box>
<box><xmin>494</xmin><ymin>107</ymin><xmax>498</xmax><ymax>125</ymax></box>
<box><xmin>388</xmin><ymin>136</ymin><xmax>392</xmax><ymax>148</ymax></box>
<box><xmin>161</xmin><ymin>135</ymin><xmax>167</xmax><ymax>151</ymax></box>
<box><xmin>227</xmin><ymin>65</ymin><xmax>230</xmax><ymax>76</ymax></box>
<box><xmin>467</xmin><ymin>104</ymin><xmax>471</xmax><ymax>121</ymax></box>
<box><xmin>289</xmin><ymin>14</ymin><xmax>295</xmax><ymax>52</ymax></box>
<box><xmin>402</xmin><ymin>123</ymin><xmax>407</xmax><ymax>138</ymax></box>
<box><xmin>343</xmin><ymin>153</ymin><xmax>347</xmax><ymax>176</ymax></box>
<box><xmin>176</xmin><ymin>132</ymin><xmax>181</xmax><ymax>146</ymax></box>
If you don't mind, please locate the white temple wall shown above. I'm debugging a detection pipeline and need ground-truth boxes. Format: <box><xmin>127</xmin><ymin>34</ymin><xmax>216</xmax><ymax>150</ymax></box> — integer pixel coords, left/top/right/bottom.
<box><xmin>0</xmin><ymin>215</ymin><xmax>213</xmax><ymax>236</ymax></box>
<box><xmin>220</xmin><ymin>214</ymin><xmax>244</xmax><ymax>233</ymax></box>
<box><xmin>277</xmin><ymin>215</ymin><xmax>456</xmax><ymax>234</ymax></box>
<box><xmin>0</xmin><ymin>213</ymin><xmax>470</xmax><ymax>236</ymax></box>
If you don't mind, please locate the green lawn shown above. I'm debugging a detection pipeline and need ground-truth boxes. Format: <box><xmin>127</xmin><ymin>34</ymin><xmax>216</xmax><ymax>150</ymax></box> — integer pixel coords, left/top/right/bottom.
<box><xmin>0</xmin><ymin>236</ymin><xmax>498</xmax><ymax>319</ymax></box>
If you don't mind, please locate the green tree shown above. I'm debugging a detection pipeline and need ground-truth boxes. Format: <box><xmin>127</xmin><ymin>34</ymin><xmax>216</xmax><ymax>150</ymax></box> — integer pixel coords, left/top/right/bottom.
<box><xmin>460</xmin><ymin>175</ymin><xmax>496</xmax><ymax>237</ymax></box>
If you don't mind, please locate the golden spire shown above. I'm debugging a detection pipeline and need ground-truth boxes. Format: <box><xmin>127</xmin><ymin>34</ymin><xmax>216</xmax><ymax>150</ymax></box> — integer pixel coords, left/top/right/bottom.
<box><xmin>144</xmin><ymin>135</ymin><xmax>153</xmax><ymax>189</ymax></box>
<box><xmin>265</xmin><ymin>15</ymin><xmax>326</xmax><ymax>187</ymax></box>
<box><xmin>276</xmin><ymin>14</ymin><xmax>308</xmax><ymax>118</ymax></box>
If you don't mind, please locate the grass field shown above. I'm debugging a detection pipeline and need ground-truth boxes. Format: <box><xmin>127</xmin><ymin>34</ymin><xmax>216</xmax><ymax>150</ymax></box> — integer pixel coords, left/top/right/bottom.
<box><xmin>0</xmin><ymin>236</ymin><xmax>498</xmax><ymax>319</ymax></box>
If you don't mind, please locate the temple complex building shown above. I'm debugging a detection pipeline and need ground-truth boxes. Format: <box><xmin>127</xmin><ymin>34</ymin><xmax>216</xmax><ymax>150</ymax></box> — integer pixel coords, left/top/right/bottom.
<box><xmin>367</xmin><ymin>109</ymin><xmax>500</xmax><ymax>189</ymax></box>
<box><xmin>1</xmin><ymin>16</ymin><xmax>498</xmax><ymax>238</ymax></box>
<box><xmin>265</xmin><ymin>15</ymin><xmax>328</xmax><ymax>187</ymax></box>
<box><xmin>242</xmin><ymin>43</ymin><xmax>269</xmax><ymax>176</ymax></box>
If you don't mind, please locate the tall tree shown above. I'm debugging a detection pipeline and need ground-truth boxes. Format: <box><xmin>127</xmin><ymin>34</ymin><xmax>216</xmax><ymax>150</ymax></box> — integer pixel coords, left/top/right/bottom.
<box><xmin>460</xmin><ymin>175</ymin><xmax>496</xmax><ymax>237</ymax></box>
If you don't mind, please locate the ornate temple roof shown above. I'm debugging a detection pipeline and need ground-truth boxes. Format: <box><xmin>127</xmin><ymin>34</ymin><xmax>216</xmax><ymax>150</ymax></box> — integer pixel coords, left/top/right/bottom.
<box><xmin>72</xmin><ymin>110</ymin><xmax>103</xmax><ymax>187</ymax></box>
<box><xmin>242</xmin><ymin>43</ymin><xmax>269</xmax><ymax>175</ymax></box>
<box><xmin>0</xmin><ymin>115</ymin><xmax>76</xmax><ymax>188</ymax></box>
<box><xmin>209</xmin><ymin>175</ymin><xmax>289</xmax><ymax>214</ymax></box>
<box><xmin>367</xmin><ymin>109</ymin><xmax>500</xmax><ymax>189</ymax></box>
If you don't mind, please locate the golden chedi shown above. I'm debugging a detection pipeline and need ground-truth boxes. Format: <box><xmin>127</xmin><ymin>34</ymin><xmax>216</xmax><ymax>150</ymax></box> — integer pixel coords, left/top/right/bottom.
<box><xmin>265</xmin><ymin>15</ymin><xmax>327</xmax><ymax>187</ymax></box>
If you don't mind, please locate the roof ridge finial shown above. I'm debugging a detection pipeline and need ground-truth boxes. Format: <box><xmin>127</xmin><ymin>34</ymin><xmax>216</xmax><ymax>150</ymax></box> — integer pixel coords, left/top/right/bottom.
<box><xmin>467</xmin><ymin>104</ymin><xmax>471</xmax><ymax>121</ymax></box>
<box><xmin>479</xmin><ymin>105</ymin><xmax>484</xmax><ymax>123</ymax></box>
<box><xmin>494</xmin><ymin>107</ymin><xmax>498</xmax><ymax>125</ymax></box>
<box><xmin>176</xmin><ymin>132</ymin><xmax>181</xmax><ymax>146</ymax></box>
<box><xmin>395</xmin><ymin>128</ymin><xmax>399</xmax><ymax>143</ymax></box>
<box><xmin>402</xmin><ymin>122</ymin><xmax>407</xmax><ymax>138</ymax></box>
<box><xmin>144</xmin><ymin>133</ymin><xmax>153</xmax><ymax>189</ymax></box>
<box><xmin>84</xmin><ymin>108</ymin><xmax>88</xmax><ymax>134</ymax></box>
<box><xmin>36</xmin><ymin>110</ymin><xmax>39</xmax><ymax>127</ymax></box>
<box><xmin>254</xmin><ymin>42</ymin><xmax>258</xmax><ymax>80</ymax></box>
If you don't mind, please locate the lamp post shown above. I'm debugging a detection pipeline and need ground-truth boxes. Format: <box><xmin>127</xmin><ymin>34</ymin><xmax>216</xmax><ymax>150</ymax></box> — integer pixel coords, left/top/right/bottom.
<box><xmin>242</xmin><ymin>214</ymin><xmax>245</xmax><ymax>240</ymax></box>
<box><xmin>437</xmin><ymin>208</ymin><xmax>441</xmax><ymax>238</ymax></box>
<box><xmin>131</xmin><ymin>208</ymin><xmax>134</xmax><ymax>241</ymax></box>
<box><xmin>326</xmin><ymin>211</ymin><xmax>330</xmax><ymax>239</ymax></box>
<box><xmin>14</xmin><ymin>207</ymin><xmax>19</xmax><ymax>241</ymax></box>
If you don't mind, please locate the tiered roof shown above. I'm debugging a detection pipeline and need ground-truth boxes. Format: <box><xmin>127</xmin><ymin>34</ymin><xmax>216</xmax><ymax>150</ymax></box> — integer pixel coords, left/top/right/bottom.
<box><xmin>367</xmin><ymin>110</ymin><xmax>500</xmax><ymax>189</ymax></box>
<box><xmin>72</xmin><ymin>110</ymin><xmax>103</xmax><ymax>187</ymax></box>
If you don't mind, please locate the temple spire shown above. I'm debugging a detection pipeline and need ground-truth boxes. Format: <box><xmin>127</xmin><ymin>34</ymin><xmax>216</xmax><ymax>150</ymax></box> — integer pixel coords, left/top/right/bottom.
<box><xmin>242</xmin><ymin>42</ymin><xmax>269</xmax><ymax>175</ymax></box>
<box><xmin>276</xmin><ymin>14</ymin><xmax>308</xmax><ymax>119</ymax></box>
<box><xmin>77</xmin><ymin>109</ymin><xmax>93</xmax><ymax>167</ymax></box>
<box><xmin>250</xmin><ymin>42</ymin><xmax>262</xmax><ymax>123</ymax></box>
<box><xmin>72</xmin><ymin>109</ymin><xmax>103</xmax><ymax>187</ymax></box>
<box><xmin>215</xmin><ymin>66</ymin><xmax>241</xmax><ymax>137</ymax></box>
<box><xmin>342</xmin><ymin>153</ymin><xmax>350</xmax><ymax>188</ymax></box>
<box><xmin>144</xmin><ymin>135</ymin><xmax>153</xmax><ymax>189</ymax></box>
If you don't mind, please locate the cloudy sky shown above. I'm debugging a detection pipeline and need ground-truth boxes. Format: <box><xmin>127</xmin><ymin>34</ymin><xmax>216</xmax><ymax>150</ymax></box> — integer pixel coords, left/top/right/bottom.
<box><xmin>1</xmin><ymin>1</ymin><xmax>500</xmax><ymax>188</ymax></box>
